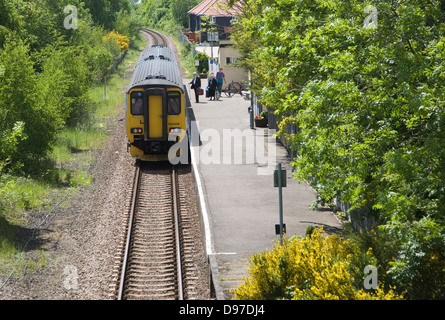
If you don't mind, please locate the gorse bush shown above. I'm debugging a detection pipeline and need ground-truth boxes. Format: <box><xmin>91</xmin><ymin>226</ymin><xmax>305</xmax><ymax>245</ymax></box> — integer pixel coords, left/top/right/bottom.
<box><xmin>234</xmin><ymin>228</ymin><xmax>402</xmax><ymax>300</ymax></box>
<box><xmin>103</xmin><ymin>30</ymin><xmax>130</xmax><ymax>52</ymax></box>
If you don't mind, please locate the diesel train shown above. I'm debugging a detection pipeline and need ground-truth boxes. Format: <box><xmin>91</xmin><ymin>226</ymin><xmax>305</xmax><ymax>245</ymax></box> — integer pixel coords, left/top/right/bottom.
<box><xmin>126</xmin><ymin>45</ymin><xmax>191</xmax><ymax>162</ymax></box>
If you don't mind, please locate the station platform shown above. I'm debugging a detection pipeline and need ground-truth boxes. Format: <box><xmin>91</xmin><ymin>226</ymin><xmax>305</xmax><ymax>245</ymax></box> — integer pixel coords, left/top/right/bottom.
<box><xmin>186</xmin><ymin>80</ymin><xmax>342</xmax><ymax>300</ymax></box>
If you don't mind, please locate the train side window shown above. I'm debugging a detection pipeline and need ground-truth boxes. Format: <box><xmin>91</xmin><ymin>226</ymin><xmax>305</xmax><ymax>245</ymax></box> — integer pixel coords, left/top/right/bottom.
<box><xmin>167</xmin><ymin>91</ymin><xmax>181</xmax><ymax>115</ymax></box>
<box><xmin>131</xmin><ymin>91</ymin><xmax>144</xmax><ymax>115</ymax></box>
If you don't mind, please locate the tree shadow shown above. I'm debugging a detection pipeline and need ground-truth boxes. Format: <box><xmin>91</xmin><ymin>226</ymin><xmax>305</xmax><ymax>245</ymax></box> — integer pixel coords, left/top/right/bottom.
<box><xmin>14</xmin><ymin>224</ymin><xmax>52</xmax><ymax>253</ymax></box>
<box><xmin>299</xmin><ymin>220</ymin><xmax>342</xmax><ymax>236</ymax></box>
<box><xmin>0</xmin><ymin>214</ymin><xmax>51</xmax><ymax>254</ymax></box>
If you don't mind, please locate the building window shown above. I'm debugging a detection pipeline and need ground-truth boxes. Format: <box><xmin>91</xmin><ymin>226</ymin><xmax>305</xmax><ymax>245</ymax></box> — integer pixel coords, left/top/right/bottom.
<box><xmin>226</xmin><ymin>57</ymin><xmax>238</xmax><ymax>65</ymax></box>
<box><xmin>207</xmin><ymin>32</ymin><xmax>219</xmax><ymax>42</ymax></box>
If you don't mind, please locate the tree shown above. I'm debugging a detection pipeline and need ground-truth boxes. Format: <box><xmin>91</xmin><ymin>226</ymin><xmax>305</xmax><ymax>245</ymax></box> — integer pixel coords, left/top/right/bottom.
<box><xmin>170</xmin><ymin>0</ymin><xmax>199</xmax><ymax>28</ymax></box>
<box><xmin>232</xmin><ymin>0</ymin><xmax>445</xmax><ymax>299</ymax></box>
<box><xmin>0</xmin><ymin>0</ymin><xmax>135</xmax><ymax>168</ymax></box>
<box><xmin>82</xmin><ymin>0</ymin><xmax>130</xmax><ymax>30</ymax></box>
<box><xmin>0</xmin><ymin>34</ymin><xmax>57</xmax><ymax>164</ymax></box>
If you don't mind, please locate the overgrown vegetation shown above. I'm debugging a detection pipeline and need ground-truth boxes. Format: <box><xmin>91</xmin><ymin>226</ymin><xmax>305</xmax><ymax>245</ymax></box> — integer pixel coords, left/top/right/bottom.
<box><xmin>234</xmin><ymin>228</ymin><xmax>402</xmax><ymax>300</ymax></box>
<box><xmin>231</xmin><ymin>0</ymin><xmax>445</xmax><ymax>299</ymax></box>
<box><xmin>1</xmin><ymin>0</ymin><xmax>140</xmax><ymax>170</ymax></box>
<box><xmin>0</xmin><ymin>0</ymin><xmax>143</xmax><ymax>277</ymax></box>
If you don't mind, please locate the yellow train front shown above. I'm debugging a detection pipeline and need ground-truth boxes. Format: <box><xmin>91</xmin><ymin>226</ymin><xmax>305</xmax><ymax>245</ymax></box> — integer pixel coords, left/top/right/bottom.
<box><xmin>126</xmin><ymin>46</ymin><xmax>190</xmax><ymax>162</ymax></box>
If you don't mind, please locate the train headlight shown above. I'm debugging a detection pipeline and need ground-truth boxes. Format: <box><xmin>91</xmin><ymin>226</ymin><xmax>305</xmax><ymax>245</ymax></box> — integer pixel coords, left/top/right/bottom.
<box><xmin>169</xmin><ymin>128</ymin><xmax>182</xmax><ymax>134</ymax></box>
<box><xmin>131</xmin><ymin>128</ymin><xmax>143</xmax><ymax>134</ymax></box>
<box><xmin>168</xmin><ymin>128</ymin><xmax>182</xmax><ymax>142</ymax></box>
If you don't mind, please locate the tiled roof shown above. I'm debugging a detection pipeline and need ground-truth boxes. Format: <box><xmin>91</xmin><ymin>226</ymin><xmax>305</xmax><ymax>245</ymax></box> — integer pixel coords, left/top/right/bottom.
<box><xmin>188</xmin><ymin>0</ymin><xmax>240</xmax><ymax>16</ymax></box>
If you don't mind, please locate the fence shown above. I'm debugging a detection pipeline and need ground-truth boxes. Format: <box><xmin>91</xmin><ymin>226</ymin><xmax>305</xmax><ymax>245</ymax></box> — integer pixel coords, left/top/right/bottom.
<box><xmin>251</xmin><ymin>92</ymin><xmax>375</xmax><ymax>232</ymax></box>
<box><xmin>250</xmin><ymin>92</ymin><xmax>297</xmax><ymax>161</ymax></box>
<box><xmin>334</xmin><ymin>198</ymin><xmax>376</xmax><ymax>231</ymax></box>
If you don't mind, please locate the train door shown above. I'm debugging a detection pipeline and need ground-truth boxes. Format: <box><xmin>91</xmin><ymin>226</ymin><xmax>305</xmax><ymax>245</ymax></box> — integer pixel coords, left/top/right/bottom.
<box><xmin>144</xmin><ymin>88</ymin><xmax>167</xmax><ymax>141</ymax></box>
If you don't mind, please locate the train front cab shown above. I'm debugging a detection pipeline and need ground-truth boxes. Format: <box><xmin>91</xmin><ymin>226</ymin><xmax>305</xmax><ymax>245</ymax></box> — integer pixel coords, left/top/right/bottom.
<box><xmin>126</xmin><ymin>86</ymin><xmax>186</xmax><ymax>162</ymax></box>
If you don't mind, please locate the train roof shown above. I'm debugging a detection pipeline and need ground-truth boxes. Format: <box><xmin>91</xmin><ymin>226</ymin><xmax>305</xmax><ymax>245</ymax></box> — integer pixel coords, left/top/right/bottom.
<box><xmin>136</xmin><ymin>45</ymin><xmax>178</xmax><ymax>65</ymax></box>
<box><xmin>127</xmin><ymin>47</ymin><xmax>183</xmax><ymax>92</ymax></box>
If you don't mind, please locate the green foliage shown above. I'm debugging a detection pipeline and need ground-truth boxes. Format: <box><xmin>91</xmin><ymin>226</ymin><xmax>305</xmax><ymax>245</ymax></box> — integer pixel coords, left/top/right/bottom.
<box><xmin>384</xmin><ymin>218</ymin><xmax>445</xmax><ymax>299</ymax></box>
<box><xmin>0</xmin><ymin>174</ymin><xmax>51</xmax><ymax>223</ymax></box>
<box><xmin>234</xmin><ymin>228</ymin><xmax>402</xmax><ymax>300</ymax></box>
<box><xmin>114</xmin><ymin>7</ymin><xmax>143</xmax><ymax>39</ymax></box>
<box><xmin>143</xmin><ymin>0</ymin><xmax>200</xmax><ymax>30</ymax></box>
<box><xmin>140</xmin><ymin>0</ymin><xmax>200</xmax><ymax>76</ymax></box>
<box><xmin>72</xmin><ymin>20</ymin><xmax>119</xmax><ymax>81</ymax></box>
<box><xmin>0</xmin><ymin>34</ymin><xmax>57</xmax><ymax>163</ymax></box>
<box><xmin>195</xmin><ymin>51</ymin><xmax>209</xmax><ymax>74</ymax></box>
<box><xmin>143</xmin><ymin>0</ymin><xmax>173</xmax><ymax>28</ymax></box>
<box><xmin>38</xmin><ymin>42</ymin><xmax>92</xmax><ymax>126</ymax></box>
<box><xmin>82</xmin><ymin>0</ymin><xmax>130</xmax><ymax>30</ymax></box>
<box><xmin>0</xmin><ymin>0</ymin><xmax>142</xmax><ymax>172</ymax></box>
<box><xmin>170</xmin><ymin>0</ymin><xmax>199</xmax><ymax>28</ymax></box>
<box><xmin>0</xmin><ymin>121</ymin><xmax>26</xmax><ymax>172</ymax></box>
<box><xmin>233</xmin><ymin>0</ymin><xmax>445</xmax><ymax>299</ymax></box>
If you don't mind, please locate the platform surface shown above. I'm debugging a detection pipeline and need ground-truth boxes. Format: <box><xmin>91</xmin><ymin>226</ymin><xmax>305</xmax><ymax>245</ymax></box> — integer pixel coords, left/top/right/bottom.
<box><xmin>187</xmin><ymin>80</ymin><xmax>342</xmax><ymax>299</ymax></box>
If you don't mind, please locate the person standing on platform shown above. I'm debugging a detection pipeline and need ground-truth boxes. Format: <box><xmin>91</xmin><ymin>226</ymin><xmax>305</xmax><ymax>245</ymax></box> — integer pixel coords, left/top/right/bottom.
<box><xmin>190</xmin><ymin>72</ymin><xmax>202</xmax><ymax>103</ymax></box>
<box><xmin>216</xmin><ymin>68</ymin><xmax>226</xmax><ymax>98</ymax></box>
<box><xmin>207</xmin><ymin>73</ymin><xmax>217</xmax><ymax>101</ymax></box>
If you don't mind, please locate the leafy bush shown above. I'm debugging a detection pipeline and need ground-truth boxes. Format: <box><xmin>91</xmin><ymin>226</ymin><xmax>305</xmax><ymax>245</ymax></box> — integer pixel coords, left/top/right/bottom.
<box><xmin>234</xmin><ymin>228</ymin><xmax>401</xmax><ymax>300</ymax></box>
<box><xmin>103</xmin><ymin>30</ymin><xmax>130</xmax><ymax>52</ymax></box>
<box><xmin>195</xmin><ymin>52</ymin><xmax>209</xmax><ymax>74</ymax></box>
<box><xmin>384</xmin><ymin>218</ymin><xmax>445</xmax><ymax>299</ymax></box>
<box><xmin>0</xmin><ymin>34</ymin><xmax>57</xmax><ymax>164</ymax></box>
<box><xmin>0</xmin><ymin>122</ymin><xmax>26</xmax><ymax>173</ymax></box>
<box><xmin>114</xmin><ymin>8</ymin><xmax>142</xmax><ymax>39</ymax></box>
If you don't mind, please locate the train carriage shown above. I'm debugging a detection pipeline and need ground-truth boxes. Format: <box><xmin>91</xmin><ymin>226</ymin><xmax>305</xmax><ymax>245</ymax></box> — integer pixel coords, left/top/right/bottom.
<box><xmin>136</xmin><ymin>45</ymin><xmax>177</xmax><ymax>65</ymax></box>
<box><xmin>126</xmin><ymin>46</ymin><xmax>190</xmax><ymax>162</ymax></box>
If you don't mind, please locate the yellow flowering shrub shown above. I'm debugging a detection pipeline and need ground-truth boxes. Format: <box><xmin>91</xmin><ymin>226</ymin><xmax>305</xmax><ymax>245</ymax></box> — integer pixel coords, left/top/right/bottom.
<box><xmin>233</xmin><ymin>228</ymin><xmax>402</xmax><ymax>300</ymax></box>
<box><xmin>103</xmin><ymin>30</ymin><xmax>129</xmax><ymax>51</ymax></box>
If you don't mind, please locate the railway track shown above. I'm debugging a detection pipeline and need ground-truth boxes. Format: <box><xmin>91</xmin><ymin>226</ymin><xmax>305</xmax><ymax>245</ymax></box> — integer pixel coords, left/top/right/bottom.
<box><xmin>116</xmin><ymin>164</ymin><xmax>203</xmax><ymax>300</ymax></box>
<box><xmin>141</xmin><ymin>28</ymin><xmax>168</xmax><ymax>47</ymax></box>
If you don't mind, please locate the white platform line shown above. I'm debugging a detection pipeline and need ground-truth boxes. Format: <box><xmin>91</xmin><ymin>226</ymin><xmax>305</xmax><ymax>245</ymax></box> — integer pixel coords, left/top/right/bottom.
<box><xmin>211</xmin><ymin>252</ymin><xmax>237</xmax><ymax>255</ymax></box>
<box><xmin>191</xmin><ymin>144</ymin><xmax>213</xmax><ymax>255</ymax></box>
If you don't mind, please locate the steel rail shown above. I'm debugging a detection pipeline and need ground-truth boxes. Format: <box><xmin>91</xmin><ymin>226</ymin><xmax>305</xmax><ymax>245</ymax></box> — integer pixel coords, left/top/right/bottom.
<box><xmin>117</xmin><ymin>165</ymin><xmax>184</xmax><ymax>300</ymax></box>
<box><xmin>172</xmin><ymin>167</ymin><xmax>184</xmax><ymax>300</ymax></box>
<box><xmin>117</xmin><ymin>165</ymin><xmax>141</xmax><ymax>300</ymax></box>
<box><xmin>141</xmin><ymin>28</ymin><xmax>167</xmax><ymax>47</ymax></box>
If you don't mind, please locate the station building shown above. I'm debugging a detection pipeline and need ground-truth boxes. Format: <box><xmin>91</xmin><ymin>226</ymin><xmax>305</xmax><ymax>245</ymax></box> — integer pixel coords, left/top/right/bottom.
<box><xmin>184</xmin><ymin>0</ymin><xmax>248</xmax><ymax>83</ymax></box>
